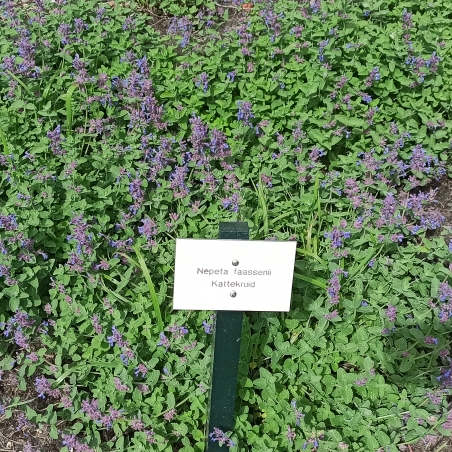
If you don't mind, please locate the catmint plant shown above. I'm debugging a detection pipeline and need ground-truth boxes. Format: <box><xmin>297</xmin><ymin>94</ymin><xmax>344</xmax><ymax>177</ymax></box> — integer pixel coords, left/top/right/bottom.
<box><xmin>0</xmin><ymin>0</ymin><xmax>450</xmax><ymax>451</ymax></box>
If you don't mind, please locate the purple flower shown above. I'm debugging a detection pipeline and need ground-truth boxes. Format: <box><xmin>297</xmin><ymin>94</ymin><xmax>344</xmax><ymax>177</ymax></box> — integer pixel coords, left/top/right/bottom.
<box><xmin>202</xmin><ymin>320</ymin><xmax>212</xmax><ymax>334</ymax></box>
<box><xmin>386</xmin><ymin>304</ymin><xmax>397</xmax><ymax>322</ymax></box>
<box><xmin>60</xmin><ymin>395</ymin><xmax>73</xmax><ymax>409</ymax></box>
<box><xmin>308</xmin><ymin>146</ymin><xmax>326</xmax><ymax>165</ymax></box>
<box><xmin>336</xmin><ymin>75</ymin><xmax>348</xmax><ymax>89</ymax></box>
<box><xmin>16</xmin><ymin>412</ymin><xmax>34</xmax><ymax>432</ymax></box>
<box><xmin>114</xmin><ymin>377</ymin><xmax>129</xmax><ymax>392</ymax></box>
<box><xmin>134</xmin><ymin>364</ymin><xmax>148</xmax><ymax>378</ymax></box>
<box><xmin>365</xmin><ymin>66</ymin><xmax>380</xmax><ymax>86</ymax></box>
<box><xmin>194</xmin><ymin>72</ymin><xmax>209</xmax><ymax>93</ymax></box>
<box><xmin>209</xmin><ymin>129</ymin><xmax>230</xmax><ymax>158</ymax></box>
<box><xmin>93</xmin><ymin>259</ymin><xmax>110</xmax><ymax>271</ymax></box>
<box><xmin>0</xmin><ymin>214</ymin><xmax>17</xmax><ymax>231</ymax></box>
<box><xmin>14</xmin><ymin>311</ymin><xmax>35</xmax><ymax>328</ymax></box>
<box><xmin>26</xmin><ymin>352</ymin><xmax>39</xmax><ymax>363</ymax></box>
<box><xmin>138</xmin><ymin>217</ymin><xmax>158</xmax><ymax>243</ymax></box>
<box><xmin>123</xmin><ymin>16</ymin><xmax>135</xmax><ymax>30</ymax></box>
<box><xmin>120</xmin><ymin>354</ymin><xmax>130</xmax><ymax>366</ymax></box>
<box><xmin>35</xmin><ymin>376</ymin><xmax>51</xmax><ymax>398</ymax></box>
<box><xmin>236</xmin><ymin>101</ymin><xmax>254</xmax><ymax>127</ymax></box>
<box><xmin>381</xmin><ymin>327</ymin><xmax>396</xmax><ymax>335</ymax></box>
<box><xmin>163</xmin><ymin>409</ymin><xmax>176</xmax><ymax>421</ymax></box>
<box><xmin>130</xmin><ymin>418</ymin><xmax>145</xmax><ymax>430</ymax></box>
<box><xmin>226</xmin><ymin>70</ymin><xmax>236</xmax><ymax>82</ymax></box>
<box><xmin>294</xmin><ymin>409</ymin><xmax>304</xmax><ymax>426</ymax></box>
<box><xmin>402</xmin><ymin>8</ymin><xmax>413</xmax><ymax>29</ymax></box>
<box><xmin>129</xmin><ymin>173</ymin><xmax>145</xmax><ymax>203</ymax></box>
<box><xmin>260</xmin><ymin>174</ymin><xmax>272</xmax><ymax>188</ymax></box>
<box><xmin>221</xmin><ymin>192</ymin><xmax>240</xmax><ymax>213</ymax></box>
<box><xmin>425</xmin><ymin>336</ymin><xmax>439</xmax><ymax>346</ymax></box>
<box><xmin>169</xmin><ymin>166</ymin><xmax>189</xmax><ymax>198</ymax></box>
<box><xmin>209</xmin><ymin>427</ymin><xmax>235</xmax><ymax>447</ymax></box>
<box><xmin>354</xmin><ymin>378</ymin><xmax>367</xmax><ymax>386</ymax></box>
<box><xmin>81</xmin><ymin>399</ymin><xmax>102</xmax><ymax>422</ymax></box>
<box><xmin>62</xmin><ymin>433</ymin><xmax>94</xmax><ymax>452</ymax></box>
<box><xmin>365</xmin><ymin>106</ymin><xmax>379</xmax><ymax>125</ymax></box>
<box><xmin>67</xmin><ymin>213</ymin><xmax>94</xmax><ymax>256</ymax></box>
<box><xmin>14</xmin><ymin>328</ymin><xmax>30</xmax><ymax>349</ymax></box>
<box><xmin>324</xmin><ymin>310</ymin><xmax>338</xmax><ymax>320</ymax></box>
<box><xmin>72</xmin><ymin>54</ymin><xmax>87</xmax><ymax>71</ymax></box>
<box><xmin>438</xmin><ymin>282</ymin><xmax>452</xmax><ymax>302</ymax></box>
<box><xmin>157</xmin><ymin>332</ymin><xmax>170</xmax><ymax>351</ymax></box>
<box><xmin>287</xmin><ymin>425</ymin><xmax>296</xmax><ymax>443</ymax></box>
<box><xmin>360</xmin><ymin>93</ymin><xmax>372</xmax><ymax>103</ymax></box>
<box><xmin>327</xmin><ymin>268</ymin><xmax>348</xmax><ymax>305</ymax></box>
<box><xmin>47</xmin><ymin>125</ymin><xmax>65</xmax><ymax>155</ymax></box>
<box><xmin>390</xmin><ymin>233</ymin><xmax>404</xmax><ymax>243</ymax></box>
<box><xmin>168</xmin><ymin>16</ymin><xmax>193</xmax><ymax>48</ymax></box>
<box><xmin>324</xmin><ymin>226</ymin><xmax>351</xmax><ymax>249</ymax></box>
<box><xmin>107</xmin><ymin>326</ymin><xmax>128</xmax><ymax>348</ymax></box>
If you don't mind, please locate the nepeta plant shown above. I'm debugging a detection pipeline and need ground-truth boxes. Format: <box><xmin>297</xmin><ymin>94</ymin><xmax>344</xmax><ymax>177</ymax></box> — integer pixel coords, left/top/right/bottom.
<box><xmin>0</xmin><ymin>0</ymin><xmax>451</xmax><ymax>451</ymax></box>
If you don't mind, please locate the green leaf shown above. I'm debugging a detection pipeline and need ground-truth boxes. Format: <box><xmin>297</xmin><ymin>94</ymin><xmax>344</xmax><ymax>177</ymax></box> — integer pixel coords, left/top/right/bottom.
<box><xmin>400</xmin><ymin>360</ymin><xmax>412</xmax><ymax>373</ymax></box>
<box><xmin>307</xmin><ymin>128</ymin><xmax>327</xmax><ymax>145</ymax></box>
<box><xmin>293</xmin><ymin>272</ymin><xmax>327</xmax><ymax>289</ymax></box>
<box><xmin>395</xmin><ymin>338</ymin><xmax>407</xmax><ymax>351</ymax></box>
<box><xmin>335</xmin><ymin>115</ymin><xmax>366</xmax><ymax>128</ymax></box>
<box><xmin>323</xmin><ymin>374</ymin><xmax>336</xmax><ymax>394</ymax></box>
<box><xmin>28</xmin><ymin>211</ymin><xmax>40</xmax><ymax>226</ymax></box>
<box><xmin>376</xmin><ymin>430</ymin><xmax>391</xmax><ymax>447</ymax></box>
<box><xmin>167</xmin><ymin>392</ymin><xmax>176</xmax><ymax>409</ymax></box>
<box><xmin>65</xmin><ymin>84</ymin><xmax>78</xmax><ymax>137</ymax></box>
<box><xmin>118</xmin><ymin>246</ymin><xmax>164</xmax><ymax>332</ymax></box>
<box><xmin>338</xmin><ymin>385</ymin><xmax>353</xmax><ymax>404</ymax></box>
<box><xmin>6</xmin><ymin>70</ymin><xmax>32</xmax><ymax>95</ymax></box>
<box><xmin>363</xmin><ymin>356</ymin><xmax>373</xmax><ymax>371</ymax></box>
<box><xmin>0</xmin><ymin>125</ymin><xmax>9</xmax><ymax>154</ymax></box>
<box><xmin>50</xmin><ymin>425</ymin><xmax>59</xmax><ymax>439</ymax></box>
<box><xmin>296</xmin><ymin>249</ymin><xmax>326</xmax><ymax>265</ymax></box>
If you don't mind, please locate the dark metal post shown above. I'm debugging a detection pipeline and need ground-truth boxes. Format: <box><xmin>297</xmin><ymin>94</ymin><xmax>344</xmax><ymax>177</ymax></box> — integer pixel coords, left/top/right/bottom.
<box><xmin>206</xmin><ymin>222</ymin><xmax>249</xmax><ymax>451</ymax></box>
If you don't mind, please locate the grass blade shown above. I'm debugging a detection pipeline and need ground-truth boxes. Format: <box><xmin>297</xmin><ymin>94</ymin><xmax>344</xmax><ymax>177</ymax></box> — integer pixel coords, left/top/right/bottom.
<box><xmin>313</xmin><ymin>171</ymin><xmax>321</xmax><ymax>216</ymax></box>
<box><xmin>42</xmin><ymin>70</ymin><xmax>60</xmax><ymax>100</ymax></box>
<box><xmin>117</xmin><ymin>246</ymin><xmax>164</xmax><ymax>332</ymax></box>
<box><xmin>345</xmin><ymin>244</ymin><xmax>384</xmax><ymax>284</ymax></box>
<box><xmin>53</xmin><ymin>361</ymin><xmax>116</xmax><ymax>388</ymax></box>
<box><xmin>296</xmin><ymin>247</ymin><xmax>326</xmax><ymax>266</ymax></box>
<box><xmin>293</xmin><ymin>272</ymin><xmax>327</xmax><ymax>289</ymax></box>
<box><xmin>0</xmin><ymin>126</ymin><xmax>9</xmax><ymax>154</ymax></box>
<box><xmin>102</xmin><ymin>270</ymin><xmax>139</xmax><ymax>293</ymax></box>
<box><xmin>6</xmin><ymin>70</ymin><xmax>32</xmax><ymax>95</ymax></box>
<box><xmin>65</xmin><ymin>84</ymin><xmax>77</xmax><ymax>137</ymax></box>
<box><xmin>133</xmin><ymin>245</ymin><xmax>164</xmax><ymax>332</ymax></box>
<box><xmin>100</xmin><ymin>277</ymin><xmax>128</xmax><ymax>305</ymax></box>
<box><xmin>251</xmin><ymin>178</ymin><xmax>268</xmax><ymax>236</ymax></box>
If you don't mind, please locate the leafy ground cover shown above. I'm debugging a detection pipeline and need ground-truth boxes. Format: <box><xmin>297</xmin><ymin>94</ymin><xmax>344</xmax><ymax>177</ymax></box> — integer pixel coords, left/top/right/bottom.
<box><xmin>0</xmin><ymin>0</ymin><xmax>452</xmax><ymax>451</ymax></box>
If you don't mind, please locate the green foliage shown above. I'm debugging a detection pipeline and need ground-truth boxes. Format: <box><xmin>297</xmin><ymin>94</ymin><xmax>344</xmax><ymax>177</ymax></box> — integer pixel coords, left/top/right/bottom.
<box><xmin>0</xmin><ymin>0</ymin><xmax>451</xmax><ymax>451</ymax></box>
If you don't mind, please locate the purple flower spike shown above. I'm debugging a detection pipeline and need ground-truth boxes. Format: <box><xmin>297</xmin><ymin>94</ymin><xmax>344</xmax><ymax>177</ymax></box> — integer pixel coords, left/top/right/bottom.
<box><xmin>386</xmin><ymin>304</ymin><xmax>397</xmax><ymax>322</ymax></box>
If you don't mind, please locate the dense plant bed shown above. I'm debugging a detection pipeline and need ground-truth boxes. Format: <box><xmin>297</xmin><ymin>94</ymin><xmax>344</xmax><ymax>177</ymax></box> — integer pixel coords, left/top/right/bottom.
<box><xmin>0</xmin><ymin>0</ymin><xmax>452</xmax><ymax>451</ymax></box>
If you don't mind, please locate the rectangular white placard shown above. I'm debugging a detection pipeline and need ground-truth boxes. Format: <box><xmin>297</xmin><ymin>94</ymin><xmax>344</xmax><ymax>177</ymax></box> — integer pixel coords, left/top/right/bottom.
<box><xmin>173</xmin><ymin>239</ymin><xmax>297</xmax><ymax>312</ymax></box>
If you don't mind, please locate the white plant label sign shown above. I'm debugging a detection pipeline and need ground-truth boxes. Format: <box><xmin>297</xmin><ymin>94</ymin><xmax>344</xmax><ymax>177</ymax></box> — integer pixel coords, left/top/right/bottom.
<box><xmin>173</xmin><ymin>239</ymin><xmax>297</xmax><ymax>311</ymax></box>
